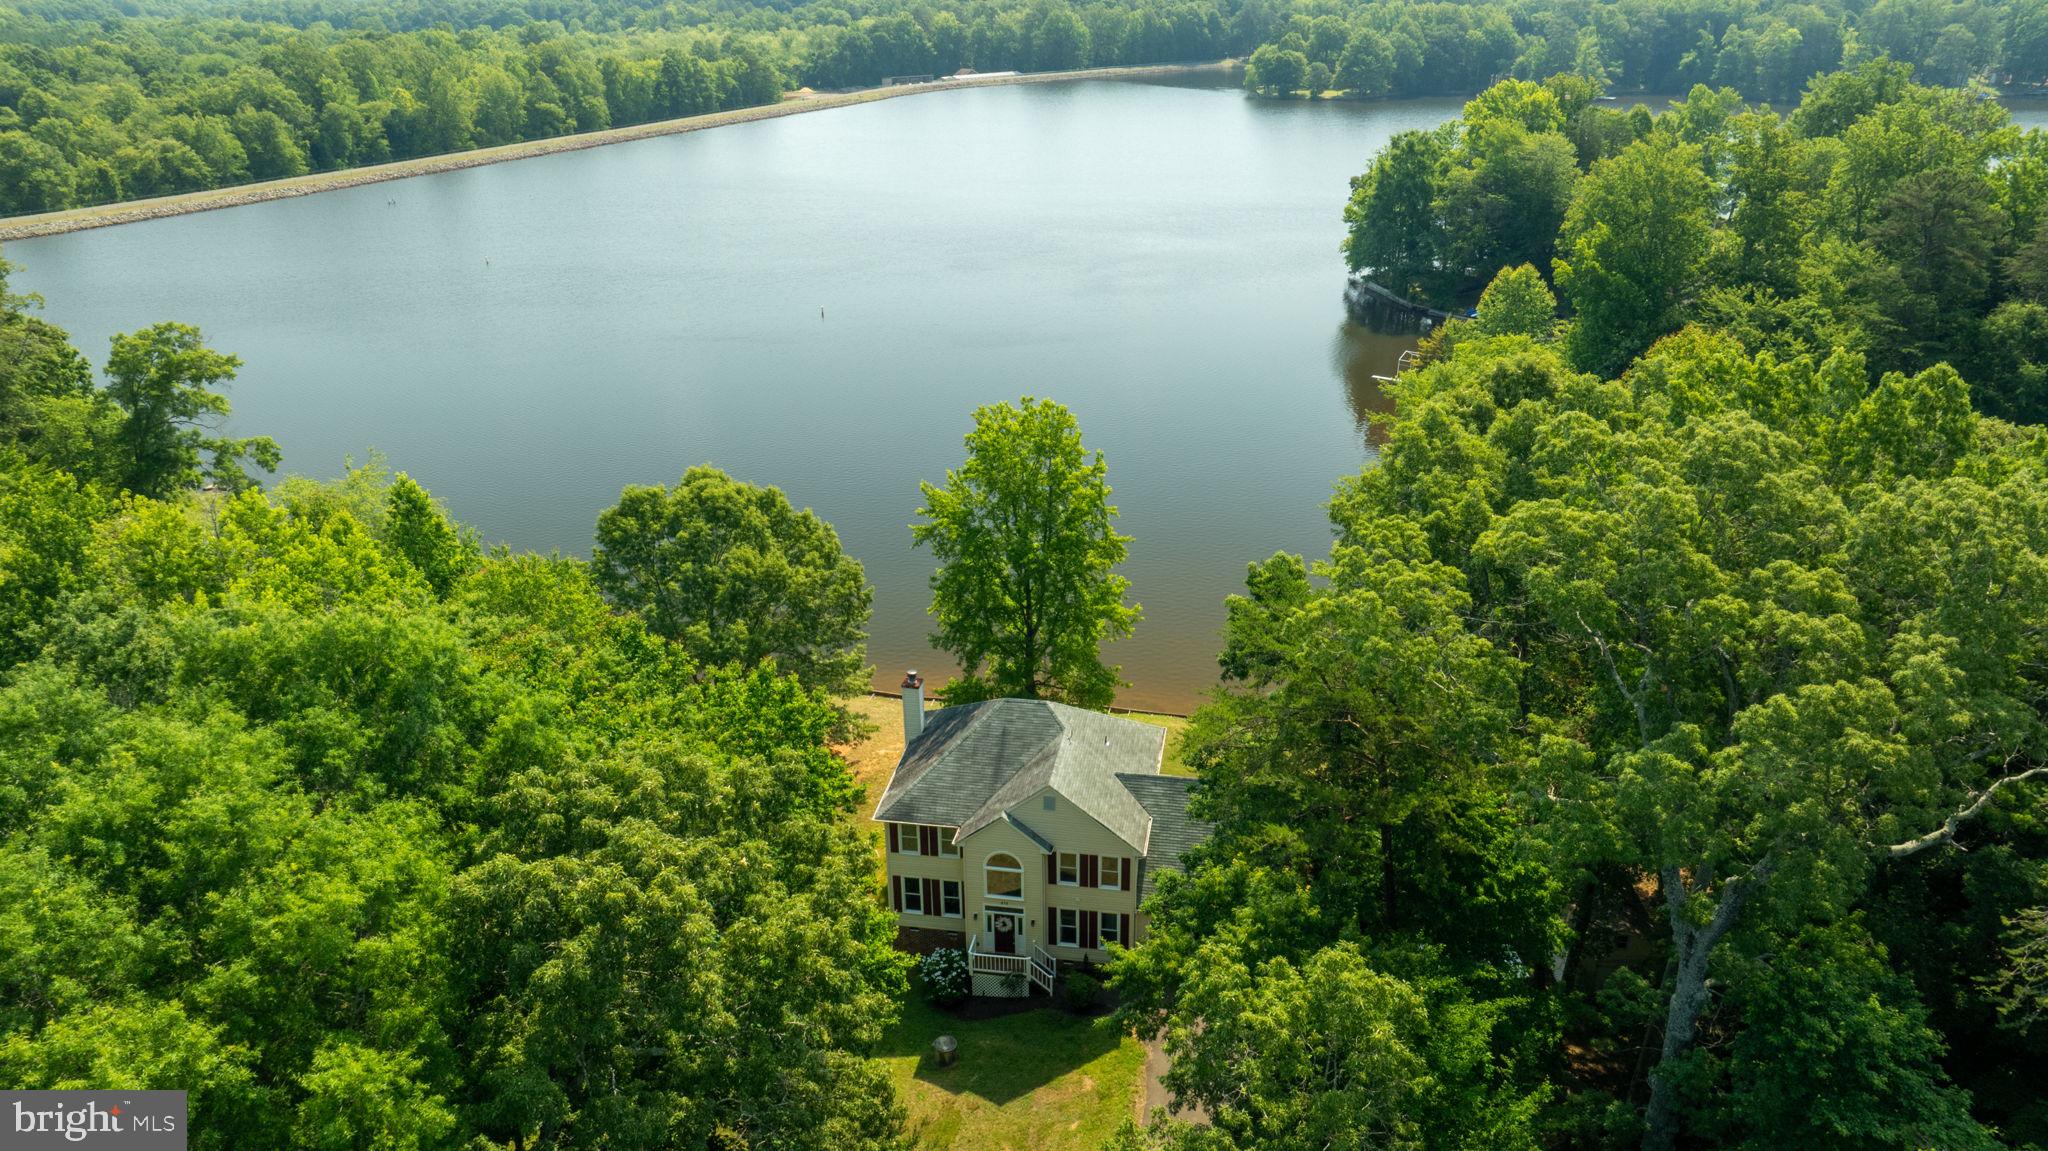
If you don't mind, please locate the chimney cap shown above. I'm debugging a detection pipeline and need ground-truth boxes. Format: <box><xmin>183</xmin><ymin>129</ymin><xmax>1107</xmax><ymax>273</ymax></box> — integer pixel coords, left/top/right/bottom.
<box><xmin>902</xmin><ymin>670</ymin><xmax>923</xmax><ymax>689</ymax></box>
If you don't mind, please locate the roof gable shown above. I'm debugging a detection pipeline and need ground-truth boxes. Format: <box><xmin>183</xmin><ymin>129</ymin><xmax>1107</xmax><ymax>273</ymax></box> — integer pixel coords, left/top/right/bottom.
<box><xmin>873</xmin><ymin>699</ymin><xmax>1166</xmax><ymax>855</ymax></box>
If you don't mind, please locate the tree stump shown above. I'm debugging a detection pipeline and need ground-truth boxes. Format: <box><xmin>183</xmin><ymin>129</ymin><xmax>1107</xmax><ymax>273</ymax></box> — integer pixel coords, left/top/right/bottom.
<box><xmin>931</xmin><ymin>1034</ymin><xmax>957</xmax><ymax>1067</ymax></box>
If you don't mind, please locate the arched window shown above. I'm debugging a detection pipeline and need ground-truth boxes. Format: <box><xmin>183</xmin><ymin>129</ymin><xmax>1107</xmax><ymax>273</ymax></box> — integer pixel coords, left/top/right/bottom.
<box><xmin>985</xmin><ymin>853</ymin><xmax>1023</xmax><ymax>901</ymax></box>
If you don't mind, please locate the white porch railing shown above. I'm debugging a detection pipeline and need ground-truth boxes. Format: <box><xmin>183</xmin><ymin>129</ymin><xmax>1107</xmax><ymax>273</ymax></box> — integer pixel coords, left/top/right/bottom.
<box><xmin>1030</xmin><ymin>942</ymin><xmax>1060</xmax><ymax>985</ymax></box>
<box><xmin>967</xmin><ymin>937</ymin><xmax>1057</xmax><ymax>994</ymax></box>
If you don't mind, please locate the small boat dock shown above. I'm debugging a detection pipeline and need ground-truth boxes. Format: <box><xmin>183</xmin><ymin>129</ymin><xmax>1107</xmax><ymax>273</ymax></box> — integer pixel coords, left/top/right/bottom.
<box><xmin>1344</xmin><ymin>274</ymin><xmax>1468</xmax><ymax>331</ymax></box>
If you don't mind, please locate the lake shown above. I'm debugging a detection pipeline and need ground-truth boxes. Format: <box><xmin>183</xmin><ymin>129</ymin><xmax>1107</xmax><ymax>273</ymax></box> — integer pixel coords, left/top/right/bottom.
<box><xmin>11</xmin><ymin>81</ymin><xmax>2047</xmax><ymax>713</ymax></box>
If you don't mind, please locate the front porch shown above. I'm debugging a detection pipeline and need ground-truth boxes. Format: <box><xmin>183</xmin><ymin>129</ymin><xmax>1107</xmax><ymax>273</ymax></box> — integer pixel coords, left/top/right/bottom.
<box><xmin>968</xmin><ymin>934</ymin><xmax>1058</xmax><ymax>997</ymax></box>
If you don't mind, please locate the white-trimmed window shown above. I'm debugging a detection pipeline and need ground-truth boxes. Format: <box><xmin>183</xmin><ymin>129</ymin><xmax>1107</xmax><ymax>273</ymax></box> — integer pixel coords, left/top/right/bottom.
<box><xmin>939</xmin><ymin>828</ymin><xmax>959</xmax><ymax>857</ymax></box>
<box><xmin>985</xmin><ymin>853</ymin><xmax>1023</xmax><ymax>901</ymax></box>
<box><xmin>901</xmin><ymin>879</ymin><xmax>924</xmax><ymax>915</ymax></box>
<box><xmin>941</xmin><ymin>880</ymin><xmax>962</xmax><ymax>918</ymax></box>
<box><xmin>1057</xmin><ymin>852</ymin><xmax>1080</xmax><ymax>886</ymax></box>
<box><xmin>1099</xmin><ymin>914</ymin><xmax>1122</xmax><ymax>946</ymax></box>
<box><xmin>1056</xmin><ymin>908</ymin><xmax>1080</xmax><ymax>946</ymax></box>
<box><xmin>893</xmin><ymin>824</ymin><xmax>920</xmax><ymax>855</ymax></box>
<box><xmin>1099</xmin><ymin>856</ymin><xmax>1122</xmax><ymax>890</ymax></box>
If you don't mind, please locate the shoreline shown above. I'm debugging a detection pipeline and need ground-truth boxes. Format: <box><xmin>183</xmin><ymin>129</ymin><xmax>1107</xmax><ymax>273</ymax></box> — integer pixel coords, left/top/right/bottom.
<box><xmin>0</xmin><ymin>61</ymin><xmax>1235</xmax><ymax>242</ymax></box>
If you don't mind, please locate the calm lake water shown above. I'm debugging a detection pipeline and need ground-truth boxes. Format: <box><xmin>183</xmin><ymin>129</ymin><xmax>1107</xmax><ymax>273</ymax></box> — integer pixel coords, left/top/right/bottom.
<box><xmin>12</xmin><ymin>82</ymin><xmax>2046</xmax><ymax>712</ymax></box>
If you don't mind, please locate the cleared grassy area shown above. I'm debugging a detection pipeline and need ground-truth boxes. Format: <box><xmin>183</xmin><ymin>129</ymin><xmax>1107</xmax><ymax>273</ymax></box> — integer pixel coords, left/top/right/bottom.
<box><xmin>1121</xmin><ymin>712</ymin><xmax>1194</xmax><ymax>777</ymax></box>
<box><xmin>879</xmin><ymin>986</ymin><xmax>1147</xmax><ymax>1151</ymax></box>
<box><xmin>835</xmin><ymin>693</ymin><xmax>908</xmax><ymax>870</ymax></box>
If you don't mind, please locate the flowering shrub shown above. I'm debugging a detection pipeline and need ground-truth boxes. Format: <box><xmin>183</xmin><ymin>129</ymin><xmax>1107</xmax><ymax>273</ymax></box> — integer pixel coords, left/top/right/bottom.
<box><xmin>921</xmin><ymin>947</ymin><xmax>971</xmax><ymax>1006</ymax></box>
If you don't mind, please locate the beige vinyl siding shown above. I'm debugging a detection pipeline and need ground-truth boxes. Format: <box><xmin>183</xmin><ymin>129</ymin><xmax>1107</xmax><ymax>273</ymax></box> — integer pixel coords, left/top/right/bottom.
<box><xmin>956</xmin><ymin>817</ymin><xmax>1047</xmax><ymax>950</ymax></box>
<box><xmin>955</xmin><ymin>786</ymin><xmax>1146</xmax><ymax>962</ymax></box>
<box><xmin>885</xmin><ymin>822</ymin><xmax>960</xmax><ymax>858</ymax></box>
<box><xmin>1042</xmin><ymin>889</ymin><xmax>1139</xmax><ymax>961</ymax></box>
<box><xmin>887</xmin><ymin>848</ymin><xmax>967</xmax><ymax>931</ymax></box>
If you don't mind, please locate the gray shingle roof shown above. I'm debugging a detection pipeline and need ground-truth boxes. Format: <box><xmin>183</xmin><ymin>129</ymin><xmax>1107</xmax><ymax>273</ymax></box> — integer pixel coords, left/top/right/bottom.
<box><xmin>1002</xmin><ymin>812</ymin><xmax>1056</xmax><ymax>854</ymax></box>
<box><xmin>872</xmin><ymin>699</ymin><xmax>1168</xmax><ymax>855</ymax></box>
<box><xmin>1116</xmin><ymin>774</ymin><xmax>1213</xmax><ymax>900</ymax></box>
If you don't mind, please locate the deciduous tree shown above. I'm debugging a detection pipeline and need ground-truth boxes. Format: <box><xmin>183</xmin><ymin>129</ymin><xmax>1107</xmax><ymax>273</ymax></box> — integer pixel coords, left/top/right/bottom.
<box><xmin>593</xmin><ymin>465</ymin><xmax>872</xmax><ymax>695</ymax></box>
<box><xmin>913</xmin><ymin>396</ymin><xmax>1138</xmax><ymax>707</ymax></box>
<box><xmin>102</xmin><ymin>323</ymin><xmax>278</xmax><ymax>498</ymax></box>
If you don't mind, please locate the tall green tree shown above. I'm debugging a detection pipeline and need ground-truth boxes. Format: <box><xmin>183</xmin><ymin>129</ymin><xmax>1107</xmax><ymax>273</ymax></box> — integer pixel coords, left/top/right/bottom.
<box><xmin>1191</xmin><ymin>526</ymin><xmax>1517</xmax><ymax>930</ymax></box>
<box><xmin>913</xmin><ymin>396</ymin><xmax>1138</xmax><ymax>708</ymax></box>
<box><xmin>0</xmin><ymin>254</ymin><xmax>113</xmax><ymax>477</ymax></box>
<box><xmin>102</xmin><ymin>322</ymin><xmax>279</xmax><ymax>498</ymax></box>
<box><xmin>383</xmin><ymin>473</ymin><xmax>476</xmax><ymax>598</ymax></box>
<box><xmin>1554</xmin><ymin>136</ymin><xmax>1715</xmax><ymax>376</ymax></box>
<box><xmin>1246</xmin><ymin>43</ymin><xmax>1310</xmax><ymax>96</ymax></box>
<box><xmin>1343</xmin><ymin>129</ymin><xmax>1452</xmax><ymax>299</ymax></box>
<box><xmin>1435</xmin><ymin>123</ymin><xmax>1580</xmax><ymax>286</ymax></box>
<box><xmin>1474</xmin><ymin>263</ymin><xmax>1558</xmax><ymax>338</ymax></box>
<box><xmin>592</xmin><ymin>465</ymin><xmax>872</xmax><ymax>695</ymax></box>
<box><xmin>1115</xmin><ymin>936</ymin><xmax>1542</xmax><ymax>1151</ymax></box>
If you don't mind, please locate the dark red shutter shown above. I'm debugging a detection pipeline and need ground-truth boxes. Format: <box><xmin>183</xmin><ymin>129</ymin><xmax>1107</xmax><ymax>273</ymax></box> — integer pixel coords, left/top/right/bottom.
<box><xmin>925</xmin><ymin>877</ymin><xmax>940</xmax><ymax>912</ymax></box>
<box><xmin>890</xmin><ymin>875</ymin><xmax>902</xmax><ymax>911</ymax></box>
<box><xmin>1121</xmin><ymin>858</ymin><xmax>1132</xmax><ymax>891</ymax></box>
<box><xmin>892</xmin><ymin>824</ymin><xmax>904</xmax><ymax>853</ymax></box>
<box><xmin>1120</xmin><ymin>914</ymin><xmax>1132</xmax><ymax>944</ymax></box>
<box><xmin>1081</xmin><ymin>854</ymin><xmax>1096</xmax><ymax>886</ymax></box>
<box><xmin>1047</xmin><ymin>852</ymin><xmax>1058</xmax><ymax>884</ymax></box>
<box><xmin>1047</xmin><ymin>905</ymin><xmax>1057</xmax><ymax>942</ymax></box>
<box><xmin>919</xmin><ymin>826</ymin><xmax>936</xmax><ymax>855</ymax></box>
<box><xmin>1082</xmin><ymin>910</ymin><xmax>1099</xmax><ymax>949</ymax></box>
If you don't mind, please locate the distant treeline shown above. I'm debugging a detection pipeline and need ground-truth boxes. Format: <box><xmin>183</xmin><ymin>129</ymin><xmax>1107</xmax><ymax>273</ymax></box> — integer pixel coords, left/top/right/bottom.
<box><xmin>1243</xmin><ymin>0</ymin><xmax>2048</xmax><ymax>100</ymax></box>
<box><xmin>0</xmin><ymin>0</ymin><xmax>1247</xmax><ymax>215</ymax></box>
<box><xmin>1342</xmin><ymin>62</ymin><xmax>2048</xmax><ymax>423</ymax></box>
<box><xmin>9</xmin><ymin>0</ymin><xmax>2048</xmax><ymax>217</ymax></box>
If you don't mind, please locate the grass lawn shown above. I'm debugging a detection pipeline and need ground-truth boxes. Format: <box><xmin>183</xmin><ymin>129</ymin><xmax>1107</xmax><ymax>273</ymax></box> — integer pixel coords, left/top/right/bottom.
<box><xmin>1120</xmin><ymin>712</ymin><xmax>1193</xmax><ymax>776</ymax></box>
<box><xmin>878</xmin><ymin>986</ymin><xmax>1147</xmax><ymax>1151</ymax></box>
<box><xmin>832</xmin><ymin>694</ymin><xmax>1161</xmax><ymax>1149</ymax></box>
<box><xmin>835</xmin><ymin>694</ymin><xmax>910</xmax><ymax>871</ymax></box>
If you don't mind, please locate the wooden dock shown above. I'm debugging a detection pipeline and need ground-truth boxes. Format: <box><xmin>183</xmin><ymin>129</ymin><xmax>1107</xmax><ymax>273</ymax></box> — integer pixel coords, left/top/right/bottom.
<box><xmin>1344</xmin><ymin>275</ymin><xmax>1467</xmax><ymax>330</ymax></box>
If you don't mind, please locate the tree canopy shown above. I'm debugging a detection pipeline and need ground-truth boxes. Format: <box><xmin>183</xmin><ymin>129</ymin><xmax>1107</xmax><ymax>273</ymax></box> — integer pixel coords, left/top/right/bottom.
<box><xmin>1116</xmin><ymin>66</ymin><xmax>2048</xmax><ymax>1147</ymax></box>
<box><xmin>913</xmin><ymin>396</ymin><xmax>1139</xmax><ymax>709</ymax></box>
<box><xmin>594</xmin><ymin>465</ymin><xmax>872</xmax><ymax>696</ymax></box>
<box><xmin>1122</xmin><ymin>323</ymin><xmax>2048</xmax><ymax>1150</ymax></box>
<box><xmin>0</xmin><ymin>258</ymin><xmax>907</xmax><ymax>1150</ymax></box>
<box><xmin>1343</xmin><ymin>67</ymin><xmax>2048</xmax><ymax>421</ymax></box>
<box><xmin>1247</xmin><ymin>0</ymin><xmax>2048</xmax><ymax>105</ymax></box>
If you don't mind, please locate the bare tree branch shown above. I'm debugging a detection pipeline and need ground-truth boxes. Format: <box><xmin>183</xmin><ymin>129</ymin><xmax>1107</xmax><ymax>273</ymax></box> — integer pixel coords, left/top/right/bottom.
<box><xmin>1887</xmin><ymin>765</ymin><xmax>2048</xmax><ymax>859</ymax></box>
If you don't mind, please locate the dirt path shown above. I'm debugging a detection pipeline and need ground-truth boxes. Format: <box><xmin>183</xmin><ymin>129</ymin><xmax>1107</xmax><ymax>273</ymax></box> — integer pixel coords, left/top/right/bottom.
<box><xmin>1136</xmin><ymin>1035</ymin><xmax>1210</xmax><ymax>1127</ymax></box>
<box><xmin>0</xmin><ymin>61</ymin><xmax>1235</xmax><ymax>242</ymax></box>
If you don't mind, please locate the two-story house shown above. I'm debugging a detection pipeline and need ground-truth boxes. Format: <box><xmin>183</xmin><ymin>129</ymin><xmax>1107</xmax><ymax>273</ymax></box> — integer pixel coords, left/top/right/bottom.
<box><xmin>872</xmin><ymin>672</ymin><xmax>1213</xmax><ymax>996</ymax></box>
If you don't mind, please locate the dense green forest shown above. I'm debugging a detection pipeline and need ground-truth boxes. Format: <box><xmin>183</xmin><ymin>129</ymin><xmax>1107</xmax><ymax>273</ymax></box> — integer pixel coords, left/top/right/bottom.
<box><xmin>6</xmin><ymin>3</ymin><xmax>2048</xmax><ymax>1138</ymax></box>
<box><xmin>1104</xmin><ymin>68</ymin><xmax>2048</xmax><ymax>1151</ymax></box>
<box><xmin>7</xmin><ymin>0</ymin><xmax>2048</xmax><ymax>215</ymax></box>
<box><xmin>1345</xmin><ymin>64</ymin><xmax>2048</xmax><ymax>417</ymax></box>
<box><xmin>1243</xmin><ymin>0</ymin><xmax>2048</xmax><ymax>99</ymax></box>
<box><xmin>0</xmin><ymin>254</ymin><xmax>911</xmax><ymax>1148</ymax></box>
<box><xmin>0</xmin><ymin>0</ymin><xmax>1226</xmax><ymax>215</ymax></box>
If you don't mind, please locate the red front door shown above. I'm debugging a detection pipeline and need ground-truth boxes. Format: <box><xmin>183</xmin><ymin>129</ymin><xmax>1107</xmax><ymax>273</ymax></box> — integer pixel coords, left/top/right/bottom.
<box><xmin>992</xmin><ymin>913</ymin><xmax>1017</xmax><ymax>954</ymax></box>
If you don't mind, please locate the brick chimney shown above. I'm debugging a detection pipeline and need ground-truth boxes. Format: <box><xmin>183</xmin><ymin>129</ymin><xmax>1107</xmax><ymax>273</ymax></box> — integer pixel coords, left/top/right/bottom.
<box><xmin>902</xmin><ymin>670</ymin><xmax>926</xmax><ymax>744</ymax></box>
